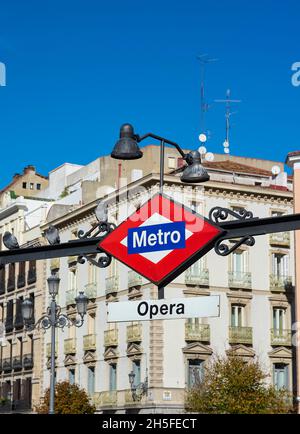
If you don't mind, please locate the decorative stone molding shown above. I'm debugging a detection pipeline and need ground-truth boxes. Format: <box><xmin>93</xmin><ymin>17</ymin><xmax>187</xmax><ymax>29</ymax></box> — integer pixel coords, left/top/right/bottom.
<box><xmin>182</xmin><ymin>342</ymin><xmax>213</xmax><ymax>359</ymax></box>
<box><xmin>83</xmin><ymin>351</ymin><xmax>96</xmax><ymax>365</ymax></box>
<box><xmin>227</xmin><ymin>344</ymin><xmax>255</xmax><ymax>359</ymax></box>
<box><xmin>64</xmin><ymin>354</ymin><xmax>77</xmax><ymax>366</ymax></box>
<box><xmin>268</xmin><ymin>346</ymin><xmax>292</xmax><ymax>361</ymax></box>
<box><xmin>127</xmin><ymin>343</ymin><xmax>143</xmax><ymax>360</ymax></box>
<box><xmin>104</xmin><ymin>347</ymin><xmax>119</xmax><ymax>362</ymax></box>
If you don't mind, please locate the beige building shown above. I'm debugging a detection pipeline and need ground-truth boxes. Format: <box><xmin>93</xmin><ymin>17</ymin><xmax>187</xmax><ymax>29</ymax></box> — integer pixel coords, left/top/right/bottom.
<box><xmin>39</xmin><ymin>152</ymin><xmax>295</xmax><ymax>413</ymax></box>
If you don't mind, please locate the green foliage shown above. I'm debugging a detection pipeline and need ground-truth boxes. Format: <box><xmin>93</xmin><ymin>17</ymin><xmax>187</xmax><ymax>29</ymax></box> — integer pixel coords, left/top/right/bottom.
<box><xmin>36</xmin><ymin>381</ymin><xmax>96</xmax><ymax>414</ymax></box>
<box><xmin>185</xmin><ymin>355</ymin><xmax>294</xmax><ymax>414</ymax></box>
<box><xmin>0</xmin><ymin>397</ymin><xmax>8</xmax><ymax>406</ymax></box>
<box><xmin>59</xmin><ymin>187</ymin><xmax>69</xmax><ymax>198</ymax></box>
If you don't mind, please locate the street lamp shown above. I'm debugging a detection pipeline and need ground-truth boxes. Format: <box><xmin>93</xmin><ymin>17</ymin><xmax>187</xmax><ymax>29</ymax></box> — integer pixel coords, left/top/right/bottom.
<box><xmin>128</xmin><ymin>369</ymin><xmax>148</xmax><ymax>402</ymax></box>
<box><xmin>21</xmin><ymin>272</ymin><xmax>88</xmax><ymax>414</ymax></box>
<box><xmin>111</xmin><ymin>124</ymin><xmax>210</xmax><ymax>192</ymax></box>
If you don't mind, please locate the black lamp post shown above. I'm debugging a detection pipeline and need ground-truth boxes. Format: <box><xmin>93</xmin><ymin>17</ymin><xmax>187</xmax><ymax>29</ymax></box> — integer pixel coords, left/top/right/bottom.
<box><xmin>21</xmin><ymin>272</ymin><xmax>88</xmax><ymax>414</ymax></box>
<box><xmin>128</xmin><ymin>369</ymin><xmax>148</xmax><ymax>402</ymax></box>
<box><xmin>111</xmin><ymin>123</ymin><xmax>210</xmax><ymax>192</ymax></box>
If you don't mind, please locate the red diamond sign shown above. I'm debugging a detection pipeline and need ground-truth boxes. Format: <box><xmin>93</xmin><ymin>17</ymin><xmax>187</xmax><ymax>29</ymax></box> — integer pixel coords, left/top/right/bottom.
<box><xmin>99</xmin><ymin>193</ymin><xmax>224</xmax><ymax>287</ymax></box>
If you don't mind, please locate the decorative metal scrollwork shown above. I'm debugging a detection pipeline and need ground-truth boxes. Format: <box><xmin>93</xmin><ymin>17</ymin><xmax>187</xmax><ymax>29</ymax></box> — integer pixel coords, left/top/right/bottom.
<box><xmin>76</xmin><ymin>220</ymin><xmax>115</xmax><ymax>268</ymax></box>
<box><xmin>77</xmin><ymin>221</ymin><xmax>116</xmax><ymax>239</ymax></box>
<box><xmin>209</xmin><ymin>207</ymin><xmax>254</xmax><ymax>223</ymax></box>
<box><xmin>209</xmin><ymin>207</ymin><xmax>256</xmax><ymax>256</ymax></box>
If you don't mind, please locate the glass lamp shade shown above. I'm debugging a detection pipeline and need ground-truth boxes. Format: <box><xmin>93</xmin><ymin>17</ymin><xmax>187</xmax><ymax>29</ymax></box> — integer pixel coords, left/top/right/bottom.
<box><xmin>180</xmin><ymin>151</ymin><xmax>210</xmax><ymax>183</ymax></box>
<box><xmin>128</xmin><ymin>370</ymin><xmax>135</xmax><ymax>387</ymax></box>
<box><xmin>75</xmin><ymin>291</ymin><xmax>88</xmax><ymax>316</ymax></box>
<box><xmin>111</xmin><ymin>124</ymin><xmax>143</xmax><ymax>160</ymax></box>
<box><xmin>47</xmin><ymin>274</ymin><xmax>60</xmax><ymax>296</ymax></box>
<box><xmin>21</xmin><ymin>298</ymin><xmax>34</xmax><ymax>321</ymax></box>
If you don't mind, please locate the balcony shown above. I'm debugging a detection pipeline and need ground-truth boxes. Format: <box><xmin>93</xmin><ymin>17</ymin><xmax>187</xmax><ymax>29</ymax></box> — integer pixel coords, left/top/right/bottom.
<box><xmin>185</xmin><ymin>323</ymin><xmax>210</xmax><ymax>342</ymax></box>
<box><xmin>185</xmin><ymin>268</ymin><xmax>209</xmax><ymax>286</ymax></box>
<box><xmin>270</xmin><ymin>232</ymin><xmax>290</xmax><ymax>247</ymax></box>
<box><xmin>104</xmin><ymin>329</ymin><xmax>118</xmax><ymax>347</ymax></box>
<box><xmin>228</xmin><ymin>271</ymin><xmax>252</xmax><ymax>289</ymax></box>
<box><xmin>85</xmin><ymin>283</ymin><xmax>97</xmax><ymax>300</ymax></box>
<box><xmin>64</xmin><ymin>338</ymin><xmax>77</xmax><ymax>354</ymax></box>
<box><xmin>229</xmin><ymin>326</ymin><xmax>253</xmax><ymax>345</ymax></box>
<box><xmin>27</xmin><ymin>266</ymin><xmax>36</xmax><ymax>285</ymax></box>
<box><xmin>12</xmin><ymin>357</ymin><xmax>22</xmax><ymax>371</ymax></box>
<box><xmin>66</xmin><ymin>289</ymin><xmax>76</xmax><ymax>306</ymax></box>
<box><xmin>105</xmin><ymin>276</ymin><xmax>119</xmax><ymax>295</ymax></box>
<box><xmin>23</xmin><ymin>354</ymin><xmax>34</xmax><ymax>370</ymax></box>
<box><xmin>101</xmin><ymin>391</ymin><xmax>117</xmax><ymax>406</ymax></box>
<box><xmin>2</xmin><ymin>358</ymin><xmax>12</xmax><ymax>372</ymax></box>
<box><xmin>46</xmin><ymin>342</ymin><xmax>58</xmax><ymax>358</ymax></box>
<box><xmin>271</xmin><ymin>329</ymin><xmax>292</xmax><ymax>346</ymax></box>
<box><xmin>83</xmin><ymin>334</ymin><xmax>96</xmax><ymax>351</ymax></box>
<box><xmin>127</xmin><ymin>324</ymin><xmax>142</xmax><ymax>343</ymax></box>
<box><xmin>270</xmin><ymin>275</ymin><xmax>293</xmax><ymax>293</ymax></box>
<box><xmin>128</xmin><ymin>271</ymin><xmax>142</xmax><ymax>288</ymax></box>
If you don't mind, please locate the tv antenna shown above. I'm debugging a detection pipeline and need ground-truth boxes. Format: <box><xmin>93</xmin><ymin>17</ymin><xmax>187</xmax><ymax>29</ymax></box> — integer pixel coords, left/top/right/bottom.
<box><xmin>197</xmin><ymin>53</ymin><xmax>218</xmax><ymax>143</ymax></box>
<box><xmin>215</xmin><ymin>89</ymin><xmax>241</xmax><ymax>154</ymax></box>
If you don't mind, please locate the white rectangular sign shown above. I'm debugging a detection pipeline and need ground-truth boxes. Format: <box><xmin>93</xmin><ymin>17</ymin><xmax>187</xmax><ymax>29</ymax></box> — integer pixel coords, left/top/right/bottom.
<box><xmin>107</xmin><ymin>296</ymin><xmax>220</xmax><ymax>322</ymax></box>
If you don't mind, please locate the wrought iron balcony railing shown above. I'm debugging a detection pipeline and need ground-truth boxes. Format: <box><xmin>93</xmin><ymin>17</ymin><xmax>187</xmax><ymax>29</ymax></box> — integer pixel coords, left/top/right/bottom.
<box><xmin>100</xmin><ymin>391</ymin><xmax>117</xmax><ymax>406</ymax></box>
<box><xmin>228</xmin><ymin>271</ymin><xmax>252</xmax><ymax>289</ymax></box>
<box><xmin>185</xmin><ymin>323</ymin><xmax>210</xmax><ymax>342</ymax></box>
<box><xmin>85</xmin><ymin>282</ymin><xmax>97</xmax><ymax>299</ymax></box>
<box><xmin>271</xmin><ymin>329</ymin><xmax>292</xmax><ymax>346</ymax></box>
<box><xmin>2</xmin><ymin>358</ymin><xmax>12</xmax><ymax>372</ymax></box>
<box><xmin>12</xmin><ymin>357</ymin><xmax>22</xmax><ymax>371</ymax></box>
<box><xmin>64</xmin><ymin>338</ymin><xmax>77</xmax><ymax>354</ymax></box>
<box><xmin>105</xmin><ymin>276</ymin><xmax>119</xmax><ymax>295</ymax></box>
<box><xmin>128</xmin><ymin>271</ymin><xmax>142</xmax><ymax>288</ymax></box>
<box><xmin>270</xmin><ymin>275</ymin><xmax>293</xmax><ymax>293</ymax></box>
<box><xmin>229</xmin><ymin>326</ymin><xmax>253</xmax><ymax>344</ymax></box>
<box><xmin>23</xmin><ymin>354</ymin><xmax>34</xmax><ymax>370</ymax></box>
<box><xmin>127</xmin><ymin>323</ymin><xmax>142</xmax><ymax>343</ymax></box>
<box><xmin>104</xmin><ymin>329</ymin><xmax>118</xmax><ymax>347</ymax></box>
<box><xmin>185</xmin><ymin>268</ymin><xmax>209</xmax><ymax>286</ymax></box>
<box><xmin>83</xmin><ymin>334</ymin><xmax>96</xmax><ymax>351</ymax></box>
<box><xmin>269</xmin><ymin>232</ymin><xmax>290</xmax><ymax>246</ymax></box>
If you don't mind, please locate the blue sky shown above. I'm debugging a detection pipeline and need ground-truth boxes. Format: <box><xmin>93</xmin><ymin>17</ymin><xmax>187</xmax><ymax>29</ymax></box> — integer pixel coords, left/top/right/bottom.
<box><xmin>0</xmin><ymin>0</ymin><xmax>299</xmax><ymax>187</ymax></box>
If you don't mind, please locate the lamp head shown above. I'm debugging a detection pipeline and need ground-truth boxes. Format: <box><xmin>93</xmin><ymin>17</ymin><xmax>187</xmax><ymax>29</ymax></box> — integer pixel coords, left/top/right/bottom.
<box><xmin>111</xmin><ymin>123</ymin><xmax>143</xmax><ymax>160</ymax></box>
<box><xmin>128</xmin><ymin>370</ymin><xmax>135</xmax><ymax>387</ymax></box>
<box><xmin>21</xmin><ymin>298</ymin><xmax>34</xmax><ymax>322</ymax></box>
<box><xmin>47</xmin><ymin>273</ymin><xmax>60</xmax><ymax>297</ymax></box>
<box><xmin>181</xmin><ymin>151</ymin><xmax>210</xmax><ymax>183</ymax></box>
<box><xmin>75</xmin><ymin>291</ymin><xmax>88</xmax><ymax>317</ymax></box>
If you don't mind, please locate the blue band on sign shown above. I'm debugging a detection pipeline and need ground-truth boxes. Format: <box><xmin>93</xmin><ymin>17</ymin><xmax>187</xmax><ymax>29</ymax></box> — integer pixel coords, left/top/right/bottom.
<box><xmin>127</xmin><ymin>221</ymin><xmax>186</xmax><ymax>254</ymax></box>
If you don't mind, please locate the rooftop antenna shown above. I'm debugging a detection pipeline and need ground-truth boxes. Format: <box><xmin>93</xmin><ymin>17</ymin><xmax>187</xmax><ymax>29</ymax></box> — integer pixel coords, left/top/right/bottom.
<box><xmin>215</xmin><ymin>89</ymin><xmax>241</xmax><ymax>155</ymax></box>
<box><xmin>197</xmin><ymin>54</ymin><xmax>218</xmax><ymax>144</ymax></box>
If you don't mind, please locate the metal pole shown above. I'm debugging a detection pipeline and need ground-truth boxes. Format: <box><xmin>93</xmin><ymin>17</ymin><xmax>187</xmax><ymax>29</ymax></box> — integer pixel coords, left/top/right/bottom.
<box><xmin>159</xmin><ymin>140</ymin><xmax>165</xmax><ymax>299</ymax></box>
<box><xmin>49</xmin><ymin>297</ymin><xmax>56</xmax><ymax>414</ymax></box>
<box><xmin>159</xmin><ymin>139</ymin><xmax>165</xmax><ymax>194</ymax></box>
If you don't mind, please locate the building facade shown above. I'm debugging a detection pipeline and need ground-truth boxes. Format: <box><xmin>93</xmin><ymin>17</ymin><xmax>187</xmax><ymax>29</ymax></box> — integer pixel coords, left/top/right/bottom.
<box><xmin>39</xmin><ymin>156</ymin><xmax>295</xmax><ymax>413</ymax></box>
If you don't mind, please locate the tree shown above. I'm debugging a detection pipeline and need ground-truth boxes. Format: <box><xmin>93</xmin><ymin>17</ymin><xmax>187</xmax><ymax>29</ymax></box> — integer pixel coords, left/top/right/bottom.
<box><xmin>185</xmin><ymin>355</ymin><xmax>294</xmax><ymax>414</ymax></box>
<box><xmin>36</xmin><ymin>381</ymin><xmax>96</xmax><ymax>414</ymax></box>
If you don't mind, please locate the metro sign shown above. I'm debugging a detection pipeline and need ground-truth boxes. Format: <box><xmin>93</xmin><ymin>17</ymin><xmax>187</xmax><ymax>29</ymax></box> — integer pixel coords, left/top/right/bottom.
<box><xmin>99</xmin><ymin>193</ymin><xmax>224</xmax><ymax>287</ymax></box>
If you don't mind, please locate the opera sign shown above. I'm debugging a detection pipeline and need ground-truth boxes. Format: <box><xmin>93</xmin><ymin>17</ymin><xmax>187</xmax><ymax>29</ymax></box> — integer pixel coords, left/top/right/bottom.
<box><xmin>107</xmin><ymin>296</ymin><xmax>220</xmax><ymax>322</ymax></box>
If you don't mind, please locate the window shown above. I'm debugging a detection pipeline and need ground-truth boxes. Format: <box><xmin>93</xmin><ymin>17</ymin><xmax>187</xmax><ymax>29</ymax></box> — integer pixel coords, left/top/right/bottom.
<box><xmin>168</xmin><ymin>157</ymin><xmax>176</xmax><ymax>169</ymax></box>
<box><xmin>87</xmin><ymin>367</ymin><xmax>95</xmax><ymax>395</ymax></box>
<box><xmin>273</xmin><ymin>307</ymin><xmax>286</xmax><ymax>331</ymax></box>
<box><xmin>29</xmin><ymin>183</ymin><xmax>34</xmax><ymax>190</ymax></box>
<box><xmin>109</xmin><ymin>364</ymin><xmax>117</xmax><ymax>391</ymax></box>
<box><xmin>36</xmin><ymin>183</ymin><xmax>41</xmax><ymax>190</ymax></box>
<box><xmin>272</xmin><ymin>253</ymin><xmax>289</xmax><ymax>278</ymax></box>
<box><xmin>188</xmin><ymin>360</ymin><xmax>204</xmax><ymax>387</ymax></box>
<box><xmin>273</xmin><ymin>364</ymin><xmax>289</xmax><ymax>390</ymax></box>
<box><xmin>231</xmin><ymin>305</ymin><xmax>243</xmax><ymax>327</ymax></box>
<box><xmin>22</xmin><ymin>182</ymin><xmax>27</xmax><ymax>189</ymax></box>
<box><xmin>68</xmin><ymin>268</ymin><xmax>77</xmax><ymax>291</ymax></box>
<box><xmin>69</xmin><ymin>369</ymin><xmax>75</xmax><ymax>385</ymax></box>
<box><xmin>189</xmin><ymin>258</ymin><xmax>204</xmax><ymax>276</ymax></box>
<box><xmin>132</xmin><ymin>360</ymin><xmax>141</xmax><ymax>387</ymax></box>
<box><xmin>190</xmin><ymin>201</ymin><xmax>200</xmax><ymax>213</ymax></box>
